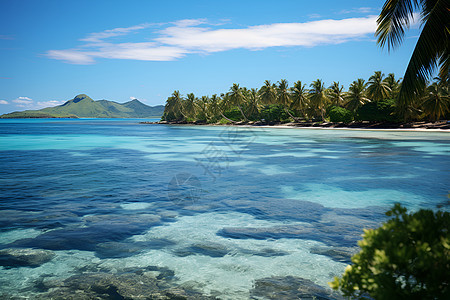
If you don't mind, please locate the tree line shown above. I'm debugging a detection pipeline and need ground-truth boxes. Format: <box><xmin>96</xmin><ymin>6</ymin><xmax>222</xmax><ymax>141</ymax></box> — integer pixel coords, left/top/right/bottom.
<box><xmin>162</xmin><ymin>72</ymin><xmax>449</xmax><ymax>124</ymax></box>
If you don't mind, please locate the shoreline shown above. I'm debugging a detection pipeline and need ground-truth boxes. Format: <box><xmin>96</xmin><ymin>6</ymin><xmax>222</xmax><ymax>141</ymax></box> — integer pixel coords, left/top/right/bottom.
<box><xmin>140</xmin><ymin>120</ymin><xmax>450</xmax><ymax>131</ymax></box>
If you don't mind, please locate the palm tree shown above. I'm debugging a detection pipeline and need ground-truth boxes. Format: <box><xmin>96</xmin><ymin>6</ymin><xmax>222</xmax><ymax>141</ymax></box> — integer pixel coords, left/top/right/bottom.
<box><xmin>328</xmin><ymin>81</ymin><xmax>346</xmax><ymax>107</ymax></box>
<box><xmin>228</xmin><ymin>83</ymin><xmax>248</xmax><ymax>121</ymax></box>
<box><xmin>291</xmin><ymin>80</ymin><xmax>309</xmax><ymax>120</ymax></box>
<box><xmin>195</xmin><ymin>96</ymin><xmax>210</xmax><ymax>121</ymax></box>
<box><xmin>367</xmin><ymin>71</ymin><xmax>391</xmax><ymax>101</ymax></box>
<box><xmin>183</xmin><ymin>93</ymin><xmax>197</xmax><ymax>120</ymax></box>
<box><xmin>208</xmin><ymin>94</ymin><xmax>221</xmax><ymax>122</ymax></box>
<box><xmin>421</xmin><ymin>79</ymin><xmax>450</xmax><ymax>121</ymax></box>
<box><xmin>309</xmin><ymin>79</ymin><xmax>329</xmax><ymax>121</ymax></box>
<box><xmin>259</xmin><ymin>80</ymin><xmax>277</xmax><ymax>105</ymax></box>
<box><xmin>383</xmin><ymin>73</ymin><xmax>402</xmax><ymax>99</ymax></box>
<box><xmin>218</xmin><ymin>93</ymin><xmax>236</xmax><ymax>123</ymax></box>
<box><xmin>246</xmin><ymin>88</ymin><xmax>261</xmax><ymax>119</ymax></box>
<box><xmin>162</xmin><ymin>90</ymin><xmax>184</xmax><ymax>121</ymax></box>
<box><xmin>346</xmin><ymin>79</ymin><xmax>370</xmax><ymax>112</ymax></box>
<box><xmin>277</xmin><ymin>79</ymin><xmax>297</xmax><ymax>121</ymax></box>
<box><xmin>376</xmin><ymin>0</ymin><xmax>450</xmax><ymax>117</ymax></box>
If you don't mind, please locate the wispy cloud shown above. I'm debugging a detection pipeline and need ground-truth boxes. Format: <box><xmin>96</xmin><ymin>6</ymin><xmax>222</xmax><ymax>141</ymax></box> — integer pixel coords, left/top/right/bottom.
<box><xmin>46</xmin><ymin>50</ymin><xmax>95</xmax><ymax>64</ymax></box>
<box><xmin>46</xmin><ymin>16</ymin><xmax>378</xmax><ymax>64</ymax></box>
<box><xmin>308</xmin><ymin>13</ymin><xmax>322</xmax><ymax>19</ymax></box>
<box><xmin>0</xmin><ymin>100</ymin><xmax>8</xmax><ymax>104</ymax></box>
<box><xmin>12</xmin><ymin>96</ymin><xmax>33</xmax><ymax>104</ymax></box>
<box><xmin>12</xmin><ymin>96</ymin><xmax>34</xmax><ymax>108</ymax></box>
<box><xmin>157</xmin><ymin>16</ymin><xmax>377</xmax><ymax>52</ymax></box>
<box><xmin>35</xmin><ymin>100</ymin><xmax>64</xmax><ymax>109</ymax></box>
<box><xmin>339</xmin><ymin>7</ymin><xmax>376</xmax><ymax>14</ymax></box>
<box><xmin>9</xmin><ymin>97</ymin><xmax>63</xmax><ymax>109</ymax></box>
<box><xmin>80</xmin><ymin>23</ymin><xmax>154</xmax><ymax>43</ymax></box>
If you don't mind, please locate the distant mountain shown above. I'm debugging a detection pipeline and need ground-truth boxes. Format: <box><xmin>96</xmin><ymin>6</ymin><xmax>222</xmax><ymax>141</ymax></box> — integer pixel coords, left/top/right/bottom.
<box><xmin>0</xmin><ymin>94</ymin><xmax>164</xmax><ymax>118</ymax></box>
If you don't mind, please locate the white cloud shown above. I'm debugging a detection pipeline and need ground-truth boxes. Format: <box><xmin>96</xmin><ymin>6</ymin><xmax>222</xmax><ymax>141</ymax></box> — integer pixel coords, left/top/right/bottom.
<box><xmin>80</xmin><ymin>23</ymin><xmax>153</xmax><ymax>43</ymax></box>
<box><xmin>171</xmin><ymin>19</ymin><xmax>207</xmax><ymax>27</ymax></box>
<box><xmin>0</xmin><ymin>100</ymin><xmax>8</xmax><ymax>104</ymax></box>
<box><xmin>35</xmin><ymin>100</ymin><xmax>64</xmax><ymax>109</ymax></box>
<box><xmin>12</xmin><ymin>96</ymin><xmax>34</xmax><ymax>108</ymax></box>
<box><xmin>12</xmin><ymin>96</ymin><xmax>33</xmax><ymax>104</ymax></box>
<box><xmin>340</xmin><ymin>7</ymin><xmax>376</xmax><ymax>14</ymax></box>
<box><xmin>92</xmin><ymin>43</ymin><xmax>186</xmax><ymax>61</ymax></box>
<box><xmin>46</xmin><ymin>16</ymin><xmax>378</xmax><ymax>64</ymax></box>
<box><xmin>308</xmin><ymin>14</ymin><xmax>322</xmax><ymax>19</ymax></box>
<box><xmin>9</xmin><ymin>97</ymin><xmax>64</xmax><ymax>109</ymax></box>
<box><xmin>157</xmin><ymin>16</ymin><xmax>377</xmax><ymax>52</ymax></box>
<box><xmin>46</xmin><ymin>49</ymin><xmax>96</xmax><ymax>64</ymax></box>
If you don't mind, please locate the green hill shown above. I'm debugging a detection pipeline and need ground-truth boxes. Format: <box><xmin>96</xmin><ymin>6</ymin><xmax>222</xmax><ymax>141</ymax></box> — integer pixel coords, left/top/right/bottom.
<box><xmin>0</xmin><ymin>94</ymin><xmax>164</xmax><ymax>118</ymax></box>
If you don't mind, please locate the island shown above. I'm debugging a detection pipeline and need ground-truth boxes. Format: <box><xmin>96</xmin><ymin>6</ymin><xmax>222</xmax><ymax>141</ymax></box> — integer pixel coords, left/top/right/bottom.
<box><xmin>0</xmin><ymin>94</ymin><xmax>164</xmax><ymax>119</ymax></box>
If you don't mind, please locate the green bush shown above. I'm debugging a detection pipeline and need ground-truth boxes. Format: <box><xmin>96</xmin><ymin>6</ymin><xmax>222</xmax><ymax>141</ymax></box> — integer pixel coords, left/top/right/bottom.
<box><xmin>223</xmin><ymin>107</ymin><xmax>243</xmax><ymax>121</ymax></box>
<box><xmin>357</xmin><ymin>99</ymin><xmax>398</xmax><ymax>122</ymax></box>
<box><xmin>259</xmin><ymin>105</ymin><xmax>288</xmax><ymax>122</ymax></box>
<box><xmin>330</xmin><ymin>203</ymin><xmax>450</xmax><ymax>299</ymax></box>
<box><xmin>161</xmin><ymin>111</ymin><xmax>182</xmax><ymax>122</ymax></box>
<box><xmin>327</xmin><ymin>106</ymin><xmax>353</xmax><ymax>123</ymax></box>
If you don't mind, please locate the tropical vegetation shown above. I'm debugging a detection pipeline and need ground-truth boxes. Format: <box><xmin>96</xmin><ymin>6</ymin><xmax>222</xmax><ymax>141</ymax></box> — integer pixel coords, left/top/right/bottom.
<box><xmin>161</xmin><ymin>72</ymin><xmax>449</xmax><ymax>124</ymax></box>
<box><xmin>329</xmin><ymin>203</ymin><xmax>450</xmax><ymax>299</ymax></box>
<box><xmin>376</xmin><ymin>0</ymin><xmax>450</xmax><ymax>119</ymax></box>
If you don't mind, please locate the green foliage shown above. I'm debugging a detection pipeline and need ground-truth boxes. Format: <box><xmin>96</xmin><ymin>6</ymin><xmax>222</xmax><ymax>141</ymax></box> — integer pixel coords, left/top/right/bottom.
<box><xmin>346</xmin><ymin>79</ymin><xmax>369</xmax><ymax>112</ymax></box>
<box><xmin>327</xmin><ymin>106</ymin><xmax>353</xmax><ymax>123</ymax></box>
<box><xmin>421</xmin><ymin>80</ymin><xmax>450</xmax><ymax>122</ymax></box>
<box><xmin>223</xmin><ymin>107</ymin><xmax>243</xmax><ymax>122</ymax></box>
<box><xmin>330</xmin><ymin>203</ymin><xmax>450</xmax><ymax>299</ymax></box>
<box><xmin>159</xmin><ymin>74</ymin><xmax>448</xmax><ymax>124</ymax></box>
<box><xmin>259</xmin><ymin>105</ymin><xmax>288</xmax><ymax>122</ymax></box>
<box><xmin>218</xmin><ymin>118</ymin><xmax>232</xmax><ymax>124</ymax></box>
<box><xmin>376</xmin><ymin>0</ymin><xmax>449</xmax><ymax>120</ymax></box>
<box><xmin>357</xmin><ymin>99</ymin><xmax>398</xmax><ymax>122</ymax></box>
<box><xmin>367</xmin><ymin>71</ymin><xmax>391</xmax><ymax>102</ymax></box>
<box><xmin>0</xmin><ymin>110</ymin><xmax>78</xmax><ymax>119</ymax></box>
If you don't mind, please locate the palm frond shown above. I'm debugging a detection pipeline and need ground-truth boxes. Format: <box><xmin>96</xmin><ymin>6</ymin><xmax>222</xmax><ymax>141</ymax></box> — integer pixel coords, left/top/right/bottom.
<box><xmin>376</xmin><ymin>0</ymin><xmax>420</xmax><ymax>51</ymax></box>
<box><xmin>397</xmin><ymin>0</ymin><xmax>449</xmax><ymax>113</ymax></box>
<box><xmin>438</xmin><ymin>49</ymin><xmax>449</xmax><ymax>81</ymax></box>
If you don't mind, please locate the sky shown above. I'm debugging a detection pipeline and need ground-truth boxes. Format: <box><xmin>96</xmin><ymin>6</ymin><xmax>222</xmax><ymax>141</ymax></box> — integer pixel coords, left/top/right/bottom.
<box><xmin>0</xmin><ymin>0</ymin><xmax>421</xmax><ymax>114</ymax></box>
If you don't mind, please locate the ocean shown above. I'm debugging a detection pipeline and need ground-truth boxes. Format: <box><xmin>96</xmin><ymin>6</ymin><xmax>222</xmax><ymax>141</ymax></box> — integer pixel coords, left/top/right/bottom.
<box><xmin>0</xmin><ymin>118</ymin><xmax>449</xmax><ymax>299</ymax></box>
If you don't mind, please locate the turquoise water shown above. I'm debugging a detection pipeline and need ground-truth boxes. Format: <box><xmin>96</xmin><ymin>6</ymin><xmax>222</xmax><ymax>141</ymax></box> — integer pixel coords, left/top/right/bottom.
<box><xmin>0</xmin><ymin>119</ymin><xmax>449</xmax><ymax>299</ymax></box>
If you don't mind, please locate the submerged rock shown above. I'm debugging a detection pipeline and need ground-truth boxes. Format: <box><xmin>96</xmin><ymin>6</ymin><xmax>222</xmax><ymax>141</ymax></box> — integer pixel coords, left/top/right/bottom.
<box><xmin>0</xmin><ymin>248</ymin><xmax>55</xmax><ymax>268</ymax></box>
<box><xmin>35</xmin><ymin>269</ymin><xmax>217</xmax><ymax>300</ymax></box>
<box><xmin>244</xmin><ymin>247</ymin><xmax>289</xmax><ymax>257</ymax></box>
<box><xmin>95</xmin><ymin>239</ymin><xmax>176</xmax><ymax>259</ymax></box>
<box><xmin>217</xmin><ymin>201</ymin><xmax>385</xmax><ymax>248</ymax></box>
<box><xmin>218</xmin><ymin>224</ymin><xmax>315</xmax><ymax>240</ymax></box>
<box><xmin>223</xmin><ymin>198</ymin><xmax>328</xmax><ymax>223</ymax></box>
<box><xmin>251</xmin><ymin>276</ymin><xmax>344</xmax><ymax>300</ymax></box>
<box><xmin>10</xmin><ymin>214</ymin><xmax>162</xmax><ymax>251</ymax></box>
<box><xmin>174</xmin><ymin>242</ymin><xmax>229</xmax><ymax>258</ymax></box>
<box><xmin>0</xmin><ymin>209</ymin><xmax>79</xmax><ymax>230</ymax></box>
<box><xmin>310</xmin><ymin>246</ymin><xmax>359</xmax><ymax>263</ymax></box>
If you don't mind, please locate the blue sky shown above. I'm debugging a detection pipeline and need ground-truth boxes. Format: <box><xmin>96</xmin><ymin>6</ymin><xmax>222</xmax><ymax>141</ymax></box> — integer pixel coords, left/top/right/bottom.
<box><xmin>0</xmin><ymin>0</ymin><xmax>421</xmax><ymax>114</ymax></box>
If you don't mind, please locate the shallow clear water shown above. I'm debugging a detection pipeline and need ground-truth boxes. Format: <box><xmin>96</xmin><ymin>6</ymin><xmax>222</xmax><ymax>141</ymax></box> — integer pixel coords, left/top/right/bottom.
<box><xmin>0</xmin><ymin>119</ymin><xmax>449</xmax><ymax>299</ymax></box>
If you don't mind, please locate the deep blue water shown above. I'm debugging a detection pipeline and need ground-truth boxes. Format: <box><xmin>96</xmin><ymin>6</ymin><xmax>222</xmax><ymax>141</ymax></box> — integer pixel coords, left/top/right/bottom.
<box><xmin>0</xmin><ymin>119</ymin><xmax>449</xmax><ymax>299</ymax></box>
